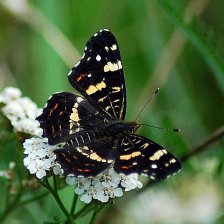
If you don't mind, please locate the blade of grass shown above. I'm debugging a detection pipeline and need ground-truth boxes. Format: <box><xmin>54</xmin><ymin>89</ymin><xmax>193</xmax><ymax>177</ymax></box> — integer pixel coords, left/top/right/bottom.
<box><xmin>1</xmin><ymin>0</ymin><xmax>80</xmax><ymax>67</ymax></box>
<box><xmin>157</xmin><ymin>0</ymin><xmax>224</xmax><ymax>92</ymax></box>
<box><xmin>134</xmin><ymin>0</ymin><xmax>210</xmax><ymax>117</ymax></box>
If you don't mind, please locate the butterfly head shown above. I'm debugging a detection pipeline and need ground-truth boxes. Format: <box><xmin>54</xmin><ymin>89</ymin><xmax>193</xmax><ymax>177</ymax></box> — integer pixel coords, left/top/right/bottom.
<box><xmin>128</xmin><ymin>122</ymin><xmax>140</xmax><ymax>134</ymax></box>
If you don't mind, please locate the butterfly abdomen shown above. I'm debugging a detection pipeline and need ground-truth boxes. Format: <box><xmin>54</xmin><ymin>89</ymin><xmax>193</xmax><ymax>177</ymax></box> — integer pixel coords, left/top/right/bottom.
<box><xmin>67</xmin><ymin>130</ymin><xmax>97</xmax><ymax>147</ymax></box>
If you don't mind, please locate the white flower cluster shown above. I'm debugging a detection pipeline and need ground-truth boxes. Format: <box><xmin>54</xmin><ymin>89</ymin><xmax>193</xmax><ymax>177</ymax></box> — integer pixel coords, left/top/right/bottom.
<box><xmin>0</xmin><ymin>87</ymin><xmax>42</xmax><ymax>136</ymax></box>
<box><xmin>66</xmin><ymin>168</ymin><xmax>143</xmax><ymax>204</ymax></box>
<box><xmin>23</xmin><ymin>137</ymin><xmax>143</xmax><ymax>203</ymax></box>
<box><xmin>23</xmin><ymin>137</ymin><xmax>59</xmax><ymax>179</ymax></box>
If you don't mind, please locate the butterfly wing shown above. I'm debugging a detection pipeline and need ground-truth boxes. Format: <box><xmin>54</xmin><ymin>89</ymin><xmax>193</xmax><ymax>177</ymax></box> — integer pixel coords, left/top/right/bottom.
<box><xmin>54</xmin><ymin>137</ymin><xmax>119</xmax><ymax>177</ymax></box>
<box><xmin>68</xmin><ymin>29</ymin><xmax>126</xmax><ymax>120</ymax></box>
<box><xmin>36</xmin><ymin>92</ymin><xmax>110</xmax><ymax>145</ymax></box>
<box><xmin>114</xmin><ymin>134</ymin><xmax>181</xmax><ymax>181</ymax></box>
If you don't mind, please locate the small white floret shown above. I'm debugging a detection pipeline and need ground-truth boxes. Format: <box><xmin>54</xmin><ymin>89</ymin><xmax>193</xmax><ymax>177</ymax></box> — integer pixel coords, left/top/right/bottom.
<box><xmin>96</xmin><ymin>55</ymin><xmax>101</xmax><ymax>61</ymax></box>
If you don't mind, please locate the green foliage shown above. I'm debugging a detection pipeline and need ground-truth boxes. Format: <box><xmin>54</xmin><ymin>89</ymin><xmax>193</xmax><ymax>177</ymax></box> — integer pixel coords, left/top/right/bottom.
<box><xmin>158</xmin><ymin>0</ymin><xmax>224</xmax><ymax>92</ymax></box>
<box><xmin>0</xmin><ymin>0</ymin><xmax>224</xmax><ymax>224</ymax></box>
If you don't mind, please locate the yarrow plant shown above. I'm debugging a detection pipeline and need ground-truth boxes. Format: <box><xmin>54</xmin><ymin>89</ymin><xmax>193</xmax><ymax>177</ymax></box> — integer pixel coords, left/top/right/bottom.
<box><xmin>22</xmin><ymin>136</ymin><xmax>143</xmax><ymax>204</ymax></box>
<box><xmin>0</xmin><ymin>87</ymin><xmax>42</xmax><ymax>136</ymax></box>
<box><xmin>0</xmin><ymin>86</ymin><xmax>143</xmax><ymax>223</ymax></box>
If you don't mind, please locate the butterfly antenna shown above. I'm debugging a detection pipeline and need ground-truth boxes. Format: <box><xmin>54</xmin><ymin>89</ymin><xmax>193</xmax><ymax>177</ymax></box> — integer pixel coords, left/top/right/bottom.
<box><xmin>138</xmin><ymin>124</ymin><xmax>181</xmax><ymax>132</ymax></box>
<box><xmin>134</xmin><ymin>88</ymin><xmax>160</xmax><ymax>122</ymax></box>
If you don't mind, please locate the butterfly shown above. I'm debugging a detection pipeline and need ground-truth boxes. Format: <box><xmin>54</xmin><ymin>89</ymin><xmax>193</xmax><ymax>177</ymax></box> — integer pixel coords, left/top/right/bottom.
<box><xmin>36</xmin><ymin>29</ymin><xmax>181</xmax><ymax>181</ymax></box>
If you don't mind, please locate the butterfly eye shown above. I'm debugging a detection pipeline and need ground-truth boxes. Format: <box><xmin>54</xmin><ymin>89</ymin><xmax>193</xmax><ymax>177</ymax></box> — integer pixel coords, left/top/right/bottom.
<box><xmin>130</xmin><ymin>124</ymin><xmax>140</xmax><ymax>133</ymax></box>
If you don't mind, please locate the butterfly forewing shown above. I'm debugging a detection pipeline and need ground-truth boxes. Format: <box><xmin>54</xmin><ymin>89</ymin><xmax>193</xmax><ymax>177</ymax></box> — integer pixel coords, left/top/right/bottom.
<box><xmin>68</xmin><ymin>29</ymin><xmax>126</xmax><ymax>120</ymax></box>
<box><xmin>114</xmin><ymin>135</ymin><xmax>181</xmax><ymax>180</ymax></box>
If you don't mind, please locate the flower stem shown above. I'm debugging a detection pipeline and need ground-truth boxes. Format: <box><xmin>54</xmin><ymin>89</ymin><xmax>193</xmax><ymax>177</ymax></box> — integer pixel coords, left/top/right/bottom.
<box><xmin>40</xmin><ymin>179</ymin><xmax>74</xmax><ymax>223</ymax></box>
<box><xmin>89</xmin><ymin>204</ymin><xmax>105</xmax><ymax>224</ymax></box>
<box><xmin>70</xmin><ymin>193</ymin><xmax>78</xmax><ymax>215</ymax></box>
<box><xmin>89</xmin><ymin>210</ymin><xmax>98</xmax><ymax>224</ymax></box>
<box><xmin>5</xmin><ymin>181</ymin><xmax>11</xmax><ymax>207</ymax></box>
<box><xmin>0</xmin><ymin>186</ymin><xmax>23</xmax><ymax>223</ymax></box>
<box><xmin>73</xmin><ymin>203</ymin><xmax>92</xmax><ymax>219</ymax></box>
<box><xmin>52</xmin><ymin>174</ymin><xmax>57</xmax><ymax>192</ymax></box>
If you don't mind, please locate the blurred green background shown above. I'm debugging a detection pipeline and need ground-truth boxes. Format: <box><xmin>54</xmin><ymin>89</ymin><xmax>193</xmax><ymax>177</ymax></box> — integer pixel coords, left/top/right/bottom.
<box><xmin>0</xmin><ymin>0</ymin><xmax>224</xmax><ymax>223</ymax></box>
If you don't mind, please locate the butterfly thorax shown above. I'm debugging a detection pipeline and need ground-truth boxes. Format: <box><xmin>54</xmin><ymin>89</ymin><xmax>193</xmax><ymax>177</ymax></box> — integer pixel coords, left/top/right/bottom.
<box><xmin>102</xmin><ymin>121</ymin><xmax>140</xmax><ymax>137</ymax></box>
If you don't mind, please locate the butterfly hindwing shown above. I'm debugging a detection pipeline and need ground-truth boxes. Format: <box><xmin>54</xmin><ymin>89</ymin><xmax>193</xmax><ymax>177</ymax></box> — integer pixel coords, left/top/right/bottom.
<box><xmin>68</xmin><ymin>29</ymin><xmax>126</xmax><ymax>120</ymax></box>
<box><xmin>36</xmin><ymin>92</ymin><xmax>110</xmax><ymax>145</ymax></box>
<box><xmin>114</xmin><ymin>134</ymin><xmax>181</xmax><ymax>180</ymax></box>
<box><xmin>54</xmin><ymin>137</ymin><xmax>119</xmax><ymax>177</ymax></box>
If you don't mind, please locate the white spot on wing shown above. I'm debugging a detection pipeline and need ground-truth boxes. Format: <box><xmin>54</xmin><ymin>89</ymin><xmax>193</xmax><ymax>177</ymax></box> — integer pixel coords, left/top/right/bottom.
<box><xmin>111</xmin><ymin>44</ymin><xmax>117</xmax><ymax>51</ymax></box>
<box><xmin>113</xmin><ymin>99</ymin><xmax>120</xmax><ymax>103</ymax></box>
<box><xmin>100</xmin><ymin>29</ymin><xmax>109</xmax><ymax>32</ymax></box>
<box><xmin>86</xmin><ymin>81</ymin><xmax>106</xmax><ymax>95</ymax></box>
<box><xmin>104</xmin><ymin>61</ymin><xmax>122</xmax><ymax>72</ymax></box>
<box><xmin>81</xmin><ymin>53</ymin><xmax>85</xmax><ymax>59</ymax></box>
<box><xmin>74</xmin><ymin>102</ymin><xmax>78</xmax><ymax>108</ymax></box>
<box><xmin>150</xmin><ymin>175</ymin><xmax>155</xmax><ymax>180</ymax></box>
<box><xmin>67</xmin><ymin>70</ymin><xmax>73</xmax><ymax>76</ymax></box>
<box><xmin>96</xmin><ymin>55</ymin><xmax>101</xmax><ymax>61</ymax></box>
<box><xmin>111</xmin><ymin>86</ymin><xmax>121</xmax><ymax>93</ymax></box>
<box><xmin>151</xmin><ymin>164</ymin><xmax>157</xmax><ymax>169</ymax></box>
<box><xmin>170</xmin><ymin>158</ymin><xmax>176</xmax><ymax>163</ymax></box>
<box><xmin>105</xmin><ymin>106</ymin><xmax>111</xmax><ymax>111</ymax></box>
<box><xmin>118</xmin><ymin>61</ymin><xmax>122</xmax><ymax>69</ymax></box>
<box><xmin>77</xmin><ymin>97</ymin><xmax>83</xmax><ymax>103</ymax></box>
<box><xmin>74</xmin><ymin>61</ymin><xmax>80</xmax><ymax>67</ymax></box>
<box><xmin>70</xmin><ymin>107</ymin><xmax>79</xmax><ymax>122</ymax></box>
<box><xmin>98</xmin><ymin>96</ymin><xmax>107</xmax><ymax>102</ymax></box>
<box><xmin>149</xmin><ymin>150</ymin><xmax>165</xmax><ymax>161</ymax></box>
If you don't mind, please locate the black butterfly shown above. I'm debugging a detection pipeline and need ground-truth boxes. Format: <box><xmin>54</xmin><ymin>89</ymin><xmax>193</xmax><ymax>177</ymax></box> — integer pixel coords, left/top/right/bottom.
<box><xmin>36</xmin><ymin>29</ymin><xmax>181</xmax><ymax>180</ymax></box>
